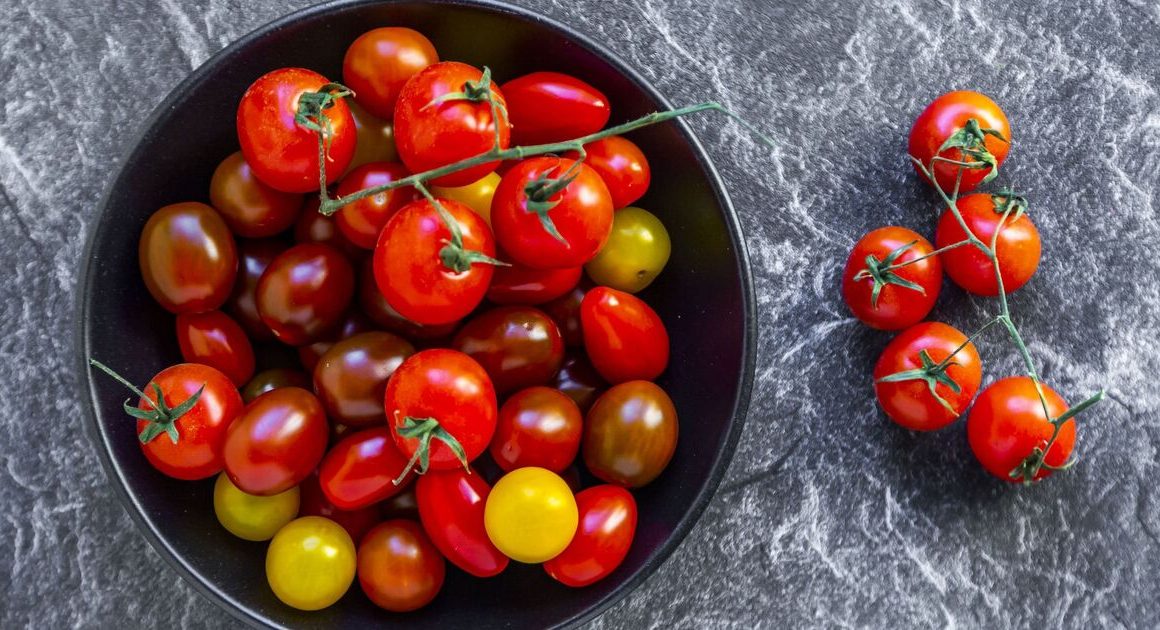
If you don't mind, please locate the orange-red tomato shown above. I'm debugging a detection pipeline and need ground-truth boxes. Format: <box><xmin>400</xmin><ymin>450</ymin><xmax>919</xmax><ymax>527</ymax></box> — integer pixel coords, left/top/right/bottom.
<box><xmin>342</xmin><ymin>27</ymin><xmax>438</xmax><ymax>118</ymax></box>
<box><xmin>841</xmin><ymin>226</ymin><xmax>942</xmax><ymax>330</ymax></box>
<box><xmin>935</xmin><ymin>193</ymin><xmax>1041</xmax><ymax>296</ymax></box>
<box><xmin>909</xmin><ymin>90</ymin><xmax>1010</xmax><ymax>194</ymax></box>
<box><xmin>357</xmin><ymin>520</ymin><xmax>445</xmax><ymax>612</ymax></box>
<box><xmin>580</xmin><ymin>287</ymin><xmax>669</xmax><ymax>384</ymax></box>
<box><xmin>967</xmin><ymin>376</ymin><xmax>1076</xmax><ymax>483</ymax></box>
<box><xmin>873</xmin><ymin>322</ymin><xmax>982</xmax><ymax>431</ymax></box>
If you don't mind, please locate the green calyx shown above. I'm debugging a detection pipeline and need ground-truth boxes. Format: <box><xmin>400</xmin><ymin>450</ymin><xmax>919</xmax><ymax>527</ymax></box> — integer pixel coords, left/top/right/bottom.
<box><xmin>936</xmin><ymin>117</ymin><xmax>1007</xmax><ymax>184</ymax></box>
<box><xmin>422</xmin><ymin>66</ymin><xmax>508</xmax><ymax>118</ymax></box>
<box><xmin>1009</xmin><ymin>389</ymin><xmax>1105</xmax><ymax>485</ymax></box>
<box><xmin>991</xmin><ymin>189</ymin><xmax>1028</xmax><ymax>221</ymax></box>
<box><xmin>295</xmin><ymin>82</ymin><xmax>354</xmax><ymax>156</ymax></box>
<box><xmin>88</xmin><ymin>359</ymin><xmax>204</xmax><ymax>445</ymax></box>
<box><xmin>413</xmin><ymin>183</ymin><xmax>506</xmax><ymax>274</ymax></box>
<box><xmin>392</xmin><ymin>415</ymin><xmax>470</xmax><ymax>485</ymax></box>
<box><xmin>852</xmin><ymin>240</ymin><xmax>927</xmax><ymax>308</ymax></box>
<box><xmin>875</xmin><ymin>349</ymin><xmax>962</xmax><ymax>416</ymax></box>
<box><xmin>522</xmin><ymin>170</ymin><xmax>579</xmax><ymax>244</ymax></box>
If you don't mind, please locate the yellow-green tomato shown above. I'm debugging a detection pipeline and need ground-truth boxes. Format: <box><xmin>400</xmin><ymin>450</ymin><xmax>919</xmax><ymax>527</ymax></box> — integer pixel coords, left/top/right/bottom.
<box><xmin>432</xmin><ymin>171</ymin><xmax>500</xmax><ymax>226</ymax></box>
<box><xmin>213</xmin><ymin>473</ymin><xmax>299</xmax><ymax>541</ymax></box>
<box><xmin>584</xmin><ymin>207</ymin><xmax>671</xmax><ymax>293</ymax></box>
<box><xmin>484</xmin><ymin>467</ymin><xmax>578</xmax><ymax>563</ymax></box>
<box><xmin>266</xmin><ymin>516</ymin><xmax>356</xmax><ymax>611</ymax></box>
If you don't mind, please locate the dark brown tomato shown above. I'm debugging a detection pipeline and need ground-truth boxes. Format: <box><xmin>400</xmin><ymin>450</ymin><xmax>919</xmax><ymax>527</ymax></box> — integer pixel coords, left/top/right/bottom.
<box><xmin>209</xmin><ymin>151</ymin><xmax>303</xmax><ymax>238</ymax></box>
<box><xmin>242</xmin><ymin>368</ymin><xmax>312</xmax><ymax>403</ymax></box>
<box><xmin>452</xmin><ymin>306</ymin><xmax>565</xmax><ymax>395</ymax></box>
<box><xmin>256</xmin><ymin>243</ymin><xmax>355</xmax><ymax>346</ymax></box>
<box><xmin>139</xmin><ymin>202</ymin><xmax>237</xmax><ymax>314</ymax></box>
<box><xmin>226</xmin><ymin>238</ymin><xmax>285</xmax><ymax>342</ymax></box>
<box><xmin>297</xmin><ymin>309</ymin><xmax>376</xmax><ymax>373</ymax></box>
<box><xmin>551</xmin><ymin>354</ymin><xmax>607</xmax><ymax>413</ymax></box>
<box><xmin>314</xmin><ymin>331</ymin><xmax>415</xmax><ymax>428</ymax></box>
<box><xmin>583</xmin><ymin>380</ymin><xmax>678</xmax><ymax>488</ymax></box>
<box><xmin>542</xmin><ymin>284</ymin><xmax>588</xmax><ymax>348</ymax></box>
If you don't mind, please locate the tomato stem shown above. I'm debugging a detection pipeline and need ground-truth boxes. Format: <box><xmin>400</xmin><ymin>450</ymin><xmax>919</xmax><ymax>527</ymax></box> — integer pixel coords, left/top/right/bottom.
<box><xmin>88</xmin><ymin>358</ymin><xmax>204</xmax><ymax>445</ymax></box>
<box><xmin>413</xmin><ymin>181</ymin><xmax>507</xmax><ymax>273</ymax></box>
<box><xmin>392</xmin><ymin>415</ymin><xmax>471</xmax><ymax>485</ymax></box>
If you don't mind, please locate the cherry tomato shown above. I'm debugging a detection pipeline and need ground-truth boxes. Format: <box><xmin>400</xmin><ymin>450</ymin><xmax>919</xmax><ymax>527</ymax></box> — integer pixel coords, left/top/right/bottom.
<box><xmin>297</xmin><ymin>309</ymin><xmax>375</xmax><ymax>373</ymax></box>
<box><xmin>543</xmin><ymin>284</ymin><xmax>587</xmax><ymax>348</ymax></box>
<box><xmin>432</xmin><ymin>172</ymin><xmax>500</xmax><ymax>226</ymax></box>
<box><xmin>415</xmin><ymin>467</ymin><xmax>509</xmax><ymax>577</ymax></box>
<box><xmin>484</xmin><ymin>467</ymin><xmax>577</xmax><ymax>563</ymax></box>
<box><xmin>358</xmin><ymin>520</ymin><xmax>445</xmax><ymax>612</ymax></box>
<box><xmin>500</xmin><ymin>71</ymin><xmax>610</xmax><ymax>145</ymax></box>
<box><xmin>257</xmin><ymin>243</ymin><xmax>355</xmax><ymax>346</ymax></box>
<box><xmin>266</xmin><ymin>516</ymin><xmax>356</xmax><ymax>611</ymax></box>
<box><xmin>343</xmin><ymin>27</ymin><xmax>439</xmax><ymax>118</ymax></box>
<box><xmin>226</xmin><ymin>238</ymin><xmax>284</xmax><ymax>341</ymax></box>
<box><xmin>492</xmin><ymin>157</ymin><xmax>614</xmax><ymax>269</ymax></box>
<box><xmin>358</xmin><ymin>258</ymin><xmax>459</xmax><ymax>339</ymax></box>
<box><xmin>314</xmin><ymin>331</ymin><xmax>415</xmax><ymax>428</ymax></box>
<box><xmin>213</xmin><ymin>472</ymin><xmax>299</xmax><ymax>541</ymax></box>
<box><xmin>209</xmin><ymin>151</ymin><xmax>303</xmax><ymax>237</ymax></box>
<box><xmin>909</xmin><ymin>91</ymin><xmax>1010</xmax><ymax>194</ymax></box>
<box><xmin>543</xmin><ymin>485</ymin><xmax>636</xmax><ymax>587</ymax></box>
<box><xmin>223</xmin><ymin>387</ymin><xmax>329</xmax><ymax>495</ymax></box>
<box><xmin>566</xmin><ymin>136</ymin><xmax>650</xmax><ymax>209</ymax></box>
<box><xmin>453</xmin><ymin>306</ymin><xmax>565</xmax><ymax>395</ymax></box>
<box><xmin>394</xmin><ymin>61</ymin><xmax>510</xmax><ymax>187</ymax></box>
<box><xmin>487</xmin><ymin>251</ymin><xmax>582</xmax><ymax>306</ymax></box>
<box><xmin>373</xmin><ymin>198</ymin><xmax>496</xmax><ymax>325</ymax></box>
<box><xmin>237</xmin><ymin>68</ymin><xmax>355</xmax><ymax>193</ymax></box>
<box><xmin>873</xmin><ymin>322</ymin><xmax>982</xmax><ymax>431</ymax></box>
<box><xmin>967</xmin><ymin>376</ymin><xmax>1075</xmax><ymax>482</ymax></box>
<box><xmin>242</xmin><ymin>368</ymin><xmax>311</xmax><ymax>403</ymax></box>
<box><xmin>345</xmin><ymin>100</ymin><xmax>399</xmax><ymax>173</ymax></box>
<box><xmin>841</xmin><ymin>226</ymin><xmax>942</xmax><ymax>330</ymax></box>
<box><xmin>139</xmin><ymin>202</ymin><xmax>237</xmax><ymax>314</ymax></box>
<box><xmin>490</xmin><ymin>387</ymin><xmax>582</xmax><ymax>473</ymax></box>
<box><xmin>293</xmin><ymin>196</ymin><xmax>362</xmax><ymax>258</ymax></box>
<box><xmin>935</xmin><ymin>193</ymin><xmax>1041</xmax><ymax>296</ymax></box>
<box><xmin>335</xmin><ymin>162</ymin><xmax>414</xmax><ymax>249</ymax></box>
<box><xmin>552</xmin><ymin>354</ymin><xmax>606</xmax><ymax>413</ymax></box>
<box><xmin>584</xmin><ymin>380</ymin><xmax>678</xmax><ymax>488</ymax></box>
<box><xmin>581</xmin><ymin>287</ymin><xmax>669</xmax><ymax>384</ymax></box>
<box><xmin>318</xmin><ymin>427</ymin><xmax>414</xmax><ymax>510</ymax></box>
<box><xmin>298</xmin><ymin>471</ymin><xmax>379</xmax><ymax>544</ymax></box>
<box><xmin>585</xmin><ymin>206</ymin><xmax>670</xmax><ymax>293</ymax></box>
<box><xmin>175</xmin><ymin>310</ymin><xmax>256</xmax><ymax>387</ymax></box>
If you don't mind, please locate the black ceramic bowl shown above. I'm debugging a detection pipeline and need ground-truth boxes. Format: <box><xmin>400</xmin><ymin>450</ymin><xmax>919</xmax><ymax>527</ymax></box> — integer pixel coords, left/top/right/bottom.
<box><xmin>77</xmin><ymin>0</ymin><xmax>754</xmax><ymax>627</ymax></box>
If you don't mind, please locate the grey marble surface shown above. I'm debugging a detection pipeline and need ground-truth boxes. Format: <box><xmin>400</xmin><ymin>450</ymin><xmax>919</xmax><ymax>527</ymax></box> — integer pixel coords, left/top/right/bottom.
<box><xmin>2</xmin><ymin>0</ymin><xmax>1159</xmax><ymax>627</ymax></box>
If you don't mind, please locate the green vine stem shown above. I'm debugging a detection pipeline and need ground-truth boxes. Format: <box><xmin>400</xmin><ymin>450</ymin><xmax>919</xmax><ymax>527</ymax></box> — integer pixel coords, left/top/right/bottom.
<box><xmin>88</xmin><ymin>359</ymin><xmax>204</xmax><ymax>444</ymax></box>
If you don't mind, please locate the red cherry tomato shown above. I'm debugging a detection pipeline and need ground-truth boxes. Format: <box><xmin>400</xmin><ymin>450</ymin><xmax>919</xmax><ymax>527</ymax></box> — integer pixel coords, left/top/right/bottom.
<box><xmin>580</xmin><ymin>287</ymin><xmax>669</xmax><ymax>384</ymax></box>
<box><xmin>873</xmin><ymin>322</ymin><xmax>982</xmax><ymax>431</ymax></box>
<box><xmin>242</xmin><ymin>368</ymin><xmax>311</xmax><ymax>403</ymax></box>
<box><xmin>175</xmin><ymin>310</ymin><xmax>256</xmax><ymax>387</ymax></box>
<box><xmin>335</xmin><ymin>162</ymin><xmax>414</xmax><ymax>249</ymax></box>
<box><xmin>314</xmin><ymin>331</ymin><xmax>415</xmax><ymax>428</ymax></box>
<box><xmin>490</xmin><ymin>387</ymin><xmax>582</xmax><ymax>473</ymax></box>
<box><xmin>297</xmin><ymin>309</ymin><xmax>375</xmax><ymax>373</ymax></box>
<box><xmin>318</xmin><ymin>427</ymin><xmax>414</xmax><ymax>510</ymax></box>
<box><xmin>543</xmin><ymin>485</ymin><xmax>637</xmax><ymax>587</ymax></box>
<box><xmin>223</xmin><ymin>387</ymin><xmax>328</xmax><ymax>495</ymax></box>
<box><xmin>452</xmin><ymin>306</ymin><xmax>565</xmax><ymax>395</ymax></box>
<box><xmin>967</xmin><ymin>377</ymin><xmax>1076</xmax><ymax>482</ymax></box>
<box><xmin>935</xmin><ymin>193</ymin><xmax>1041</xmax><ymax>296</ymax></box>
<box><xmin>909</xmin><ymin>91</ymin><xmax>1010</xmax><ymax>194</ymax></box>
<box><xmin>139</xmin><ymin>202</ymin><xmax>238</xmax><ymax>314</ymax></box>
<box><xmin>373</xmin><ymin>198</ymin><xmax>496</xmax><ymax>325</ymax></box>
<box><xmin>342</xmin><ymin>27</ymin><xmax>439</xmax><ymax>118</ymax></box>
<box><xmin>543</xmin><ymin>284</ymin><xmax>588</xmax><ymax>348</ymax></box>
<box><xmin>500</xmin><ymin>71</ymin><xmax>610</xmax><ymax>145</ymax></box>
<box><xmin>294</xmin><ymin>196</ymin><xmax>362</xmax><ymax>258</ymax></box>
<box><xmin>552</xmin><ymin>354</ymin><xmax>607</xmax><ymax>413</ymax></box>
<box><xmin>492</xmin><ymin>157</ymin><xmax>614</xmax><ymax>269</ymax></box>
<box><xmin>209</xmin><ymin>151</ymin><xmax>303</xmax><ymax>237</ymax></box>
<box><xmin>841</xmin><ymin>226</ymin><xmax>942</xmax><ymax>330</ymax></box>
<box><xmin>415</xmin><ymin>467</ymin><xmax>509</xmax><ymax>577</ymax></box>
<box><xmin>299</xmin><ymin>471</ymin><xmax>379</xmax><ymax>544</ymax></box>
<box><xmin>394</xmin><ymin>61</ymin><xmax>510</xmax><ymax>187</ymax></box>
<box><xmin>237</xmin><ymin>68</ymin><xmax>356</xmax><ymax>193</ymax></box>
<box><xmin>487</xmin><ymin>250</ymin><xmax>582</xmax><ymax>305</ymax></box>
<box><xmin>358</xmin><ymin>520</ymin><xmax>445</xmax><ymax>612</ymax></box>
<box><xmin>225</xmin><ymin>238</ymin><xmax>284</xmax><ymax>342</ymax></box>
<box><xmin>565</xmin><ymin>136</ymin><xmax>650</xmax><ymax>209</ymax></box>
<box><xmin>257</xmin><ymin>243</ymin><xmax>355</xmax><ymax>346</ymax></box>
<box><xmin>357</xmin><ymin>258</ymin><xmax>459</xmax><ymax>339</ymax></box>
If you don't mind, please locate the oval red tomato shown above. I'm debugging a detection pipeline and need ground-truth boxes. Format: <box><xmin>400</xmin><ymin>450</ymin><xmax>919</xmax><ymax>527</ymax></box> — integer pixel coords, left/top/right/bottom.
<box><xmin>935</xmin><ymin>193</ymin><xmax>1041</xmax><ymax>296</ymax></box>
<box><xmin>566</xmin><ymin>136</ymin><xmax>650</xmax><ymax>209</ymax></box>
<box><xmin>139</xmin><ymin>202</ymin><xmax>238</xmax><ymax>314</ymax></box>
<box><xmin>342</xmin><ymin>27</ymin><xmax>439</xmax><ymax>118</ymax></box>
<box><xmin>909</xmin><ymin>90</ymin><xmax>1010</xmax><ymax>194</ymax></box>
<box><xmin>223</xmin><ymin>387</ymin><xmax>328</xmax><ymax>495</ymax></box>
<box><xmin>318</xmin><ymin>427</ymin><xmax>414</xmax><ymax>510</ymax></box>
<box><xmin>873</xmin><ymin>322</ymin><xmax>982</xmax><ymax>431</ymax></box>
<box><xmin>580</xmin><ymin>287</ymin><xmax>669</xmax><ymax>384</ymax></box>
<box><xmin>209</xmin><ymin>151</ymin><xmax>303</xmax><ymax>237</ymax></box>
<box><xmin>841</xmin><ymin>226</ymin><xmax>942</xmax><ymax>330</ymax></box>
<box><xmin>967</xmin><ymin>376</ymin><xmax>1075</xmax><ymax>483</ymax></box>
<box><xmin>490</xmin><ymin>386</ymin><xmax>582</xmax><ymax>473</ymax></box>
<box><xmin>175</xmin><ymin>310</ymin><xmax>256</xmax><ymax>387</ymax></box>
<box><xmin>452</xmin><ymin>306</ymin><xmax>565</xmax><ymax>395</ymax></box>
<box><xmin>415</xmin><ymin>467</ymin><xmax>509</xmax><ymax>577</ymax></box>
<box><xmin>256</xmin><ymin>243</ymin><xmax>356</xmax><ymax>346</ymax></box>
<box><xmin>500</xmin><ymin>71</ymin><xmax>610</xmax><ymax>145</ymax></box>
<box><xmin>335</xmin><ymin>162</ymin><xmax>414</xmax><ymax>249</ymax></box>
<box><xmin>543</xmin><ymin>485</ymin><xmax>637</xmax><ymax>587</ymax></box>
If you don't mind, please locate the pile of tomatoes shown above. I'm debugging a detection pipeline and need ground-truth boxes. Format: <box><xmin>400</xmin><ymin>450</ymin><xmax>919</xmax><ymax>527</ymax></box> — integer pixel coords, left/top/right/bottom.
<box><xmin>112</xmin><ymin>26</ymin><xmax>683</xmax><ymax>613</ymax></box>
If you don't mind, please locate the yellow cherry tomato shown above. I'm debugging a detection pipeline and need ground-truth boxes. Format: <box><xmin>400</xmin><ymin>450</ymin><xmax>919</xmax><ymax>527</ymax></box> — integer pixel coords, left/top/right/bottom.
<box><xmin>266</xmin><ymin>516</ymin><xmax>356</xmax><ymax>611</ymax></box>
<box><xmin>484</xmin><ymin>467</ymin><xmax>578</xmax><ymax>563</ymax></box>
<box><xmin>432</xmin><ymin>171</ymin><xmax>500</xmax><ymax>226</ymax></box>
<box><xmin>584</xmin><ymin>206</ymin><xmax>671</xmax><ymax>293</ymax></box>
<box><xmin>213</xmin><ymin>473</ymin><xmax>299</xmax><ymax>541</ymax></box>
<box><xmin>345</xmin><ymin>100</ymin><xmax>398</xmax><ymax>174</ymax></box>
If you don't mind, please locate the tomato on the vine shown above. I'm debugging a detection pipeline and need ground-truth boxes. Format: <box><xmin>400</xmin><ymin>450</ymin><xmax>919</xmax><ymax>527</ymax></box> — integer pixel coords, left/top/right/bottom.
<box><xmin>226</xmin><ymin>238</ymin><xmax>284</xmax><ymax>341</ymax></box>
<box><xmin>139</xmin><ymin>202</ymin><xmax>237</xmax><ymax>314</ymax></box>
<box><xmin>452</xmin><ymin>306</ymin><xmax>565</xmax><ymax>395</ymax></box>
<box><xmin>266</xmin><ymin>516</ymin><xmax>356</xmax><ymax>611</ymax></box>
<box><xmin>415</xmin><ymin>467</ymin><xmax>508</xmax><ymax>577</ymax></box>
<box><xmin>358</xmin><ymin>520</ymin><xmax>445</xmax><ymax>612</ymax></box>
<box><xmin>484</xmin><ymin>467</ymin><xmax>578</xmax><ymax>563</ymax></box>
<box><xmin>318</xmin><ymin>427</ymin><xmax>413</xmax><ymax>510</ymax></box>
<box><xmin>175</xmin><ymin>310</ymin><xmax>255</xmax><ymax>387</ymax></box>
<box><xmin>209</xmin><ymin>151</ymin><xmax>303</xmax><ymax>237</ymax></box>
<box><xmin>223</xmin><ymin>387</ymin><xmax>329</xmax><ymax>495</ymax></box>
<box><xmin>584</xmin><ymin>380</ymin><xmax>678</xmax><ymax>488</ymax></box>
<box><xmin>967</xmin><ymin>376</ymin><xmax>1075</xmax><ymax>483</ymax></box>
<box><xmin>342</xmin><ymin>27</ymin><xmax>438</xmax><ymax>118</ymax></box>
<box><xmin>213</xmin><ymin>472</ymin><xmax>299</xmax><ymax>542</ymax></box>
<box><xmin>314</xmin><ymin>331</ymin><xmax>414</xmax><ymax>428</ymax></box>
<box><xmin>841</xmin><ymin>226</ymin><xmax>942</xmax><ymax>330</ymax></box>
<box><xmin>935</xmin><ymin>193</ymin><xmax>1041</xmax><ymax>296</ymax></box>
<box><xmin>543</xmin><ymin>485</ymin><xmax>637</xmax><ymax>587</ymax></box>
<box><xmin>566</xmin><ymin>136</ymin><xmax>650</xmax><ymax>209</ymax></box>
<box><xmin>500</xmin><ymin>71</ymin><xmax>610</xmax><ymax>145</ymax></box>
<box><xmin>256</xmin><ymin>243</ymin><xmax>356</xmax><ymax>346</ymax></box>
<box><xmin>580</xmin><ymin>287</ymin><xmax>669</xmax><ymax>384</ymax></box>
<box><xmin>335</xmin><ymin>162</ymin><xmax>414</xmax><ymax>249</ymax></box>
<box><xmin>873</xmin><ymin>322</ymin><xmax>982</xmax><ymax>431</ymax></box>
<box><xmin>490</xmin><ymin>386</ymin><xmax>582</xmax><ymax>473</ymax></box>
<box><xmin>909</xmin><ymin>90</ymin><xmax>1010</xmax><ymax>194</ymax></box>
<box><xmin>584</xmin><ymin>206</ymin><xmax>670</xmax><ymax>293</ymax></box>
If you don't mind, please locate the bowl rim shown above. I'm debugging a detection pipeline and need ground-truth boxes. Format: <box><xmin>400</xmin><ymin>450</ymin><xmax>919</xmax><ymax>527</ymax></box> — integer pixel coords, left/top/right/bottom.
<box><xmin>73</xmin><ymin>0</ymin><xmax>757</xmax><ymax>627</ymax></box>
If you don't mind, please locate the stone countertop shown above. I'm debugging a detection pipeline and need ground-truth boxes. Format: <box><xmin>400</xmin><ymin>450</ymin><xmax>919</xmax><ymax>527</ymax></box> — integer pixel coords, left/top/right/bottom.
<box><xmin>2</xmin><ymin>0</ymin><xmax>1158</xmax><ymax>627</ymax></box>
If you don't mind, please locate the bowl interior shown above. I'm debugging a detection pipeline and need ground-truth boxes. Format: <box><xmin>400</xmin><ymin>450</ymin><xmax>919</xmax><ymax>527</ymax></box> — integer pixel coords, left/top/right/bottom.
<box><xmin>79</xmin><ymin>1</ymin><xmax>752</xmax><ymax>627</ymax></box>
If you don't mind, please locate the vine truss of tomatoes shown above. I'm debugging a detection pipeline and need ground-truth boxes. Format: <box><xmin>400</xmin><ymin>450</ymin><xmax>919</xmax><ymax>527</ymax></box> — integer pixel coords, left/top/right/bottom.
<box><xmin>843</xmin><ymin>91</ymin><xmax>1105</xmax><ymax>484</ymax></box>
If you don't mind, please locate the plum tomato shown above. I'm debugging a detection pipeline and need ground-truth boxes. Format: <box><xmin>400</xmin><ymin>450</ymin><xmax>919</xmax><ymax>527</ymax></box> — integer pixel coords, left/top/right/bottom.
<box><xmin>358</xmin><ymin>520</ymin><xmax>446</xmax><ymax>612</ymax></box>
<box><xmin>490</xmin><ymin>386</ymin><xmax>582</xmax><ymax>473</ymax></box>
<box><xmin>584</xmin><ymin>206</ymin><xmax>670</xmax><ymax>293</ymax></box>
<box><xmin>452</xmin><ymin>306</ymin><xmax>565</xmax><ymax>395</ymax></box>
<box><xmin>873</xmin><ymin>322</ymin><xmax>982</xmax><ymax>431</ymax></box>
<box><xmin>431</xmin><ymin>171</ymin><xmax>500</xmax><ymax>226</ymax></box>
<box><xmin>213</xmin><ymin>472</ymin><xmax>299</xmax><ymax>541</ymax></box>
<box><xmin>294</xmin><ymin>196</ymin><xmax>362</xmax><ymax>258</ymax></box>
<box><xmin>543</xmin><ymin>485</ymin><xmax>637</xmax><ymax>587</ymax></box>
<box><xmin>484</xmin><ymin>467</ymin><xmax>578</xmax><ymax>563</ymax></box>
<box><xmin>500</xmin><ymin>71</ymin><xmax>610</xmax><ymax>145</ymax></box>
<box><xmin>314</xmin><ymin>331</ymin><xmax>415</xmax><ymax>428</ymax></box>
<box><xmin>909</xmin><ymin>90</ymin><xmax>1010</xmax><ymax>194</ymax></box>
<box><xmin>266</xmin><ymin>516</ymin><xmax>356</xmax><ymax>611</ymax></box>
<box><xmin>552</xmin><ymin>354</ymin><xmax>607</xmax><ymax>413</ymax></box>
<box><xmin>415</xmin><ymin>467</ymin><xmax>509</xmax><ymax>577</ymax></box>
<box><xmin>223</xmin><ymin>387</ymin><xmax>329</xmax><ymax>495</ymax></box>
<box><xmin>967</xmin><ymin>376</ymin><xmax>1075</xmax><ymax>483</ymax></box>
<box><xmin>346</xmin><ymin>100</ymin><xmax>399</xmax><ymax>173</ymax></box>
<box><xmin>358</xmin><ymin>258</ymin><xmax>459</xmax><ymax>339</ymax></box>
<box><xmin>394</xmin><ymin>61</ymin><xmax>510</xmax><ymax>187</ymax></box>
<box><xmin>226</xmin><ymin>238</ymin><xmax>284</xmax><ymax>341</ymax></box>
<box><xmin>256</xmin><ymin>243</ymin><xmax>356</xmax><ymax>346</ymax></box>
<box><xmin>209</xmin><ymin>151</ymin><xmax>303</xmax><ymax>237</ymax></box>
<box><xmin>841</xmin><ymin>226</ymin><xmax>942</xmax><ymax>330</ymax></box>
<box><xmin>543</xmin><ymin>284</ymin><xmax>588</xmax><ymax>348</ymax></box>
<box><xmin>584</xmin><ymin>380</ymin><xmax>678</xmax><ymax>488</ymax></box>
<box><xmin>297</xmin><ymin>309</ymin><xmax>375</xmax><ymax>373</ymax></box>
<box><xmin>580</xmin><ymin>287</ymin><xmax>669</xmax><ymax>384</ymax></box>
<box><xmin>935</xmin><ymin>193</ymin><xmax>1041</xmax><ymax>296</ymax></box>
<box><xmin>237</xmin><ymin>67</ymin><xmax>355</xmax><ymax>193</ymax></box>
<box><xmin>242</xmin><ymin>368</ymin><xmax>311</xmax><ymax>403</ymax></box>
<box><xmin>343</xmin><ymin>27</ymin><xmax>439</xmax><ymax>119</ymax></box>
<box><xmin>487</xmin><ymin>251</ymin><xmax>582</xmax><ymax>306</ymax></box>
<box><xmin>492</xmin><ymin>157</ymin><xmax>614</xmax><ymax>269</ymax></box>
<box><xmin>318</xmin><ymin>427</ymin><xmax>414</xmax><ymax>510</ymax></box>
<box><xmin>565</xmin><ymin>136</ymin><xmax>650</xmax><ymax>209</ymax></box>
<box><xmin>335</xmin><ymin>162</ymin><xmax>414</xmax><ymax>249</ymax></box>
<box><xmin>175</xmin><ymin>310</ymin><xmax>256</xmax><ymax>387</ymax></box>
<box><xmin>139</xmin><ymin>202</ymin><xmax>237</xmax><ymax>314</ymax></box>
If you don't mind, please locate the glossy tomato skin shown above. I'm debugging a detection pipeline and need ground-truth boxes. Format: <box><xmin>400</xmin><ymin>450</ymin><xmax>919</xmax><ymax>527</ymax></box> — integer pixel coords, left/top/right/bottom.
<box><xmin>237</xmin><ymin>67</ymin><xmax>355</xmax><ymax>193</ymax></box>
<box><xmin>394</xmin><ymin>61</ymin><xmax>510</xmax><ymax>186</ymax></box>
<box><xmin>213</xmin><ymin>472</ymin><xmax>299</xmax><ymax>541</ymax></box>
<box><xmin>543</xmin><ymin>284</ymin><xmax>588</xmax><ymax>348</ymax></box>
<box><xmin>484</xmin><ymin>467</ymin><xmax>578</xmax><ymax>563</ymax></box>
<box><xmin>223</xmin><ymin>387</ymin><xmax>329</xmax><ymax>495</ymax></box>
<box><xmin>226</xmin><ymin>238</ymin><xmax>284</xmax><ymax>341</ymax></box>
<box><xmin>584</xmin><ymin>380</ymin><xmax>678</xmax><ymax>488</ymax></box>
<box><xmin>256</xmin><ymin>243</ymin><xmax>356</xmax><ymax>346</ymax></box>
<box><xmin>242</xmin><ymin>368</ymin><xmax>311</xmax><ymax>403</ymax></box>
<box><xmin>841</xmin><ymin>226</ymin><xmax>942</xmax><ymax>330</ymax></box>
<box><xmin>175</xmin><ymin>310</ymin><xmax>256</xmax><ymax>387</ymax></box>
<box><xmin>139</xmin><ymin>202</ymin><xmax>238</xmax><ymax>314</ymax></box>
<box><xmin>873</xmin><ymin>322</ymin><xmax>982</xmax><ymax>431</ymax></box>
<box><xmin>294</xmin><ymin>196</ymin><xmax>362</xmax><ymax>258</ymax></box>
<box><xmin>566</xmin><ymin>136</ymin><xmax>650</xmax><ymax>210</ymax></box>
<box><xmin>492</xmin><ymin>157</ymin><xmax>614</xmax><ymax>269</ymax></box>
<box><xmin>487</xmin><ymin>252</ymin><xmax>582</xmax><ymax>306</ymax></box>
<box><xmin>490</xmin><ymin>387</ymin><xmax>582</xmax><ymax>472</ymax></box>
<box><xmin>967</xmin><ymin>376</ymin><xmax>1075</xmax><ymax>482</ymax></box>
<box><xmin>585</xmin><ymin>206</ymin><xmax>670</xmax><ymax>293</ymax></box>
<box><xmin>298</xmin><ymin>471</ymin><xmax>380</xmax><ymax>544</ymax></box>
<box><xmin>297</xmin><ymin>309</ymin><xmax>375</xmax><ymax>373</ymax></box>
<box><xmin>358</xmin><ymin>520</ymin><xmax>446</xmax><ymax>612</ymax></box>
<box><xmin>543</xmin><ymin>485</ymin><xmax>637</xmax><ymax>587</ymax></box>
<box><xmin>358</xmin><ymin>258</ymin><xmax>459</xmax><ymax>339</ymax></box>
<box><xmin>318</xmin><ymin>427</ymin><xmax>413</xmax><ymax>510</ymax></box>
<box><xmin>935</xmin><ymin>193</ymin><xmax>1041</xmax><ymax>296</ymax></box>
<box><xmin>314</xmin><ymin>331</ymin><xmax>415</xmax><ymax>428</ymax></box>
<box><xmin>335</xmin><ymin>162</ymin><xmax>414</xmax><ymax>249</ymax></box>
<box><xmin>580</xmin><ymin>287</ymin><xmax>669</xmax><ymax>384</ymax></box>
<box><xmin>342</xmin><ymin>27</ymin><xmax>438</xmax><ymax>118</ymax></box>
<box><xmin>266</xmin><ymin>516</ymin><xmax>356</xmax><ymax>611</ymax></box>
<box><xmin>135</xmin><ymin>363</ymin><xmax>243</xmax><ymax>480</ymax></box>
<box><xmin>500</xmin><ymin>71</ymin><xmax>610</xmax><ymax>145</ymax></box>
<box><xmin>415</xmin><ymin>467</ymin><xmax>509</xmax><ymax>577</ymax></box>
<box><xmin>373</xmin><ymin>198</ymin><xmax>496</xmax><ymax>325</ymax></box>
<box><xmin>552</xmin><ymin>354</ymin><xmax>607</xmax><ymax>412</ymax></box>
<box><xmin>209</xmin><ymin>151</ymin><xmax>303</xmax><ymax>237</ymax></box>
<box><xmin>909</xmin><ymin>91</ymin><xmax>1010</xmax><ymax>194</ymax></box>
<box><xmin>452</xmin><ymin>306</ymin><xmax>565</xmax><ymax>395</ymax></box>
